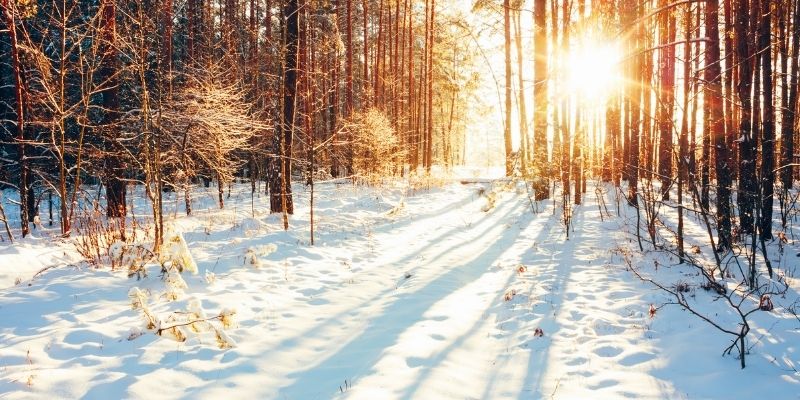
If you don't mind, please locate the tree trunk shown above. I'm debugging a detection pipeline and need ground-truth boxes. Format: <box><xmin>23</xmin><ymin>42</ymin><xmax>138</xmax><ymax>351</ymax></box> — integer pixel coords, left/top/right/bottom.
<box><xmin>678</xmin><ymin>3</ymin><xmax>693</xmax><ymax>261</ymax></box>
<box><xmin>99</xmin><ymin>0</ymin><xmax>126</xmax><ymax>218</ymax></box>
<box><xmin>270</xmin><ymin>0</ymin><xmax>298</xmax><ymax>220</ymax></box>
<box><xmin>709</xmin><ymin>0</ymin><xmax>732</xmax><ymax>249</ymax></box>
<box><xmin>658</xmin><ymin>0</ymin><xmax>676</xmax><ymax>200</ymax></box>
<box><xmin>503</xmin><ymin>0</ymin><xmax>513</xmax><ymax>176</ymax></box>
<box><xmin>736</xmin><ymin>0</ymin><xmax>758</xmax><ymax>236</ymax></box>
<box><xmin>533</xmin><ymin>0</ymin><xmax>550</xmax><ymax>199</ymax></box>
<box><xmin>758</xmin><ymin>0</ymin><xmax>774</xmax><ymax>239</ymax></box>
<box><xmin>346</xmin><ymin>0</ymin><xmax>354</xmax><ymax>117</ymax></box>
<box><xmin>363</xmin><ymin>0</ymin><xmax>369</xmax><ymax>106</ymax></box>
<box><xmin>2</xmin><ymin>0</ymin><xmax>30</xmax><ymax>237</ymax></box>
<box><xmin>514</xmin><ymin>8</ymin><xmax>529</xmax><ymax>176</ymax></box>
<box><xmin>781</xmin><ymin>1</ymin><xmax>799</xmax><ymax>191</ymax></box>
<box><xmin>425</xmin><ymin>0</ymin><xmax>435</xmax><ymax>172</ymax></box>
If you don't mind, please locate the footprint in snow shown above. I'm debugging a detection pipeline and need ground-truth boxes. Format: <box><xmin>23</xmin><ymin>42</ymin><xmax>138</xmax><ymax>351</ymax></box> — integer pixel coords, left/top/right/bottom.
<box><xmin>429</xmin><ymin>333</ymin><xmax>446</xmax><ymax>341</ymax></box>
<box><xmin>565</xmin><ymin>356</ymin><xmax>589</xmax><ymax>366</ymax></box>
<box><xmin>618</xmin><ymin>352</ymin><xmax>656</xmax><ymax>367</ymax></box>
<box><xmin>592</xmin><ymin>319</ymin><xmax>625</xmax><ymax>336</ymax></box>
<box><xmin>589</xmin><ymin>379</ymin><xmax>620</xmax><ymax>390</ymax></box>
<box><xmin>593</xmin><ymin>345</ymin><xmax>624</xmax><ymax>358</ymax></box>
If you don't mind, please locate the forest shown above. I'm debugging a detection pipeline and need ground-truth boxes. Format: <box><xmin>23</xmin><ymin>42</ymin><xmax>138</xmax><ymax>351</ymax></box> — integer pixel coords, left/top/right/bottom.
<box><xmin>1</xmin><ymin>0</ymin><xmax>800</xmax><ymax>398</ymax></box>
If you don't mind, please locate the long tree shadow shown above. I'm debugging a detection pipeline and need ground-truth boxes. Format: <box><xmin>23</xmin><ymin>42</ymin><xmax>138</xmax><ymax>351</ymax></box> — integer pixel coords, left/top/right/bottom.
<box><xmin>516</xmin><ymin>189</ymin><xmax>629</xmax><ymax>398</ymax></box>
<box><xmin>273</xmin><ymin>197</ymin><xmax>539</xmax><ymax>398</ymax></box>
<box><xmin>167</xmin><ymin>188</ymin><xmax>531</xmax><ymax>398</ymax></box>
<box><xmin>516</xmin><ymin>202</ymin><xmax>591</xmax><ymax>398</ymax></box>
<box><xmin>399</xmin><ymin>208</ymin><xmax>559</xmax><ymax>399</ymax></box>
<box><xmin>236</xmin><ymin>189</ymin><xmax>528</xmax><ymax>353</ymax></box>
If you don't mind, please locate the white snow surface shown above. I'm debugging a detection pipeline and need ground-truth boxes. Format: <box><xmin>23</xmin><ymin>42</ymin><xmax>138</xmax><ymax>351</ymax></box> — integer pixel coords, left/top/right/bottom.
<box><xmin>1</xmin><ymin>177</ymin><xmax>799</xmax><ymax>399</ymax></box>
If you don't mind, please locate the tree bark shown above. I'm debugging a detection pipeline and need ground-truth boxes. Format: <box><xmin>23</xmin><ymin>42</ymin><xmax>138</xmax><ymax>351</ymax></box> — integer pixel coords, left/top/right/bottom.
<box><xmin>658</xmin><ymin>0</ymin><xmax>676</xmax><ymax>200</ymax></box>
<box><xmin>2</xmin><ymin>0</ymin><xmax>30</xmax><ymax>237</ymax></box>
<box><xmin>503</xmin><ymin>0</ymin><xmax>513</xmax><ymax>176</ymax></box>
<box><xmin>708</xmin><ymin>0</ymin><xmax>732</xmax><ymax>249</ymax></box>
<box><xmin>781</xmin><ymin>1</ymin><xmax>799</xmax><ymax>191</ymax></box>
<box><xmin>514</xmin><ymin>8</ymin><xmax>529</xmax><ymax>176</ymax></box>
<box><xmin>758</xmin><ymin>0</ymin><xmax>774</xmax><ymax>239</ymax></box>
<box><xmin>270</xmin><ymin>0</ymin><xmax>298</xmax><ymax>220</ymax></box>
<box><xmin>99</xmin><ymin>0</ymin><xmax>126</xmax><ymax>218</ymax></box>
<box><xmin>533</xmin><ymin>0</ymin><xmax>550</xmax><ymax>199</ymax></box>
<box><xmin>735</xmin><ymin>0</ymin><xmax>758</xmax><ymax>236</ymax></box>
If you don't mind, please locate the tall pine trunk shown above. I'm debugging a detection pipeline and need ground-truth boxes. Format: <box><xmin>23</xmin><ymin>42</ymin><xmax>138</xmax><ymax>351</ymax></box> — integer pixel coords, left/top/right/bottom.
<box><xmin>503</xmin><ymin>0</ymin><xmax>513</xmax><ymax>176</ymax></box>
<box><xmin>658</xmin><ymin>0</ymin><xmax>676</xmax><ymax>200</ymax></box>
<box><xmin>758</xmin><ymin>0</ymin><xmax>774</xmax><ymax>239</ymax></box>
<box><xmin>781</xmin><ymin>2</ymin><xmax>799</xmax><ymax>192</ymax></box>
<box><xmin>2</xmin><ymin>0</ymin><xmax>30</xmax><ymax>237</ymax></box>
<box><xmin>736</xmin><ymin>0</ymin><xmax>758</xmax><ymax>235</ymax></box>
<box><xmin>99</xmin><ymin>0</ymin><xmax>126</xmax><ymax>218</ymax></box>
<box><xmin>708</xmin><ymin>0</ymin><xmax>732</xmax><ymax>249</ymax></box>
<box><xmin>533</xmin><ymin>0</ymin><xmax>550</xmax><ymax>199</ymax></box>
<box><xmin>270</xmin><ymin>0</ymin><xmax>298</xmax><ymax>223</ymax></box>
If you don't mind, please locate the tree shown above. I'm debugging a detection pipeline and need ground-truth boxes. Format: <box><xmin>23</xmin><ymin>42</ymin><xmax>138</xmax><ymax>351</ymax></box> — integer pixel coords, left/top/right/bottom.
<box><xmin>757</xmin><ymin>0</ymin><xmax>774</xmax><ymax>239</ymax></box>
<box><xmin>270</xmin><ymin>0</ymin><xmax>299</xmax><ymax>225</ymax></box>
<box><xmin>1</xmin><ymin>0</ymin><xmax>31</xmax><ymax>237</ymax></box>
<box><xmin>780</xmin><ymin>1</ymin><xmax>799</xmax><ymax>194</ymax></box>
<box><xmin>708</xmin><ymin>0</ymin><xmax>732</xmax><ymax>249</ymax></box>
<box><xmin>735</xmin><ymin>0</ymin><xmax>757</xmax><ymax>236</ymax></box>
<box><xmin>503</xmin><ymin>0</ymin><xmax>513</xmax><ymax>176</ymax></box>
<box><xmin>657</xmin><ymin>0</ymin><xmax>676</xmax><ymax>201</ymax></box>
<box><xmin>98</xmin><ymin>0</ymin><xmax>126</xmax><ymax>218</ymax></box>
<box><xmin>532</xmin><ymin>0</ymin><xmax>549</xmax><ymax>199</ymax></box>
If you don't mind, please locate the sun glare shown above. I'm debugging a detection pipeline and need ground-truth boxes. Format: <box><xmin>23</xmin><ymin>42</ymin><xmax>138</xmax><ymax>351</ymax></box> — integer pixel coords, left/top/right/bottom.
<box><xmin>565</xmin><ymin>42</ymin><xmax>622</xmax><ymax>102</ymax></box>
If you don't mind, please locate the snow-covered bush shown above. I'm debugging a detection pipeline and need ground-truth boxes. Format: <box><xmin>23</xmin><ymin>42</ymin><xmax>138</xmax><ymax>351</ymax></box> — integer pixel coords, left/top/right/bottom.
<box><xmin>163</xmin><ymin>265</ymin><xmax>189</xmax><ymax>300</ymax></box>
<box><xmin>128</xmin><ymin>289</ymin><xmax>237</xmax><ymax>349</ymax></box>
<box><xmin>110</xmin><ymin>241</ymin><xmax>155</xmax><ymax>279</ymax></box>
<box><xmin>244</xmin><ymin>249</ymin><xmax>261</xmax><ymax>268</ymax></box>
<box><xmin>244</xmin><ymin>244</ymin><xmax>278</xmax><ymax>269</ymax></box>
<box><xmin>385</xmin><ymin>199</ymin><xmax>405</xmax><ymax>218</ymax></box>
<box><xmin>73</xmin><ymin>201</ymin><xmax>137</xmax><ymax>267</ymax></box>
<box><xmin>160</xmin><ymin>231</ymin><xmax>198</xmax><ymax>274</ymax></box>
<box><xmin>239</xmin><ymin>217</ymin><xmax>264</xmax><ymax>237</ymax></box>
<box><xmin>481</xmin><ymin>191</ymin><xmax>497</xmax><ymax>212</ymax></box>
<box><xmin>204</xmin><ymin>270</ymin><xmax>217</xmax><ymax>285</ymax></box>
<box><xmin>128</xmin><ymin>287</ymin><xmax>149</xmax><ymax>311</ymax></box>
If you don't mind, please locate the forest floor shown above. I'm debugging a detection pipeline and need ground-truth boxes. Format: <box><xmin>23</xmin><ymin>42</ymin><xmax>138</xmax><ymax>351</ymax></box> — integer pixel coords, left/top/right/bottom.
<box><xmin>1</xmin><ymin>171</ymin><xmax>799</xmax><ymax>399</ymax></box>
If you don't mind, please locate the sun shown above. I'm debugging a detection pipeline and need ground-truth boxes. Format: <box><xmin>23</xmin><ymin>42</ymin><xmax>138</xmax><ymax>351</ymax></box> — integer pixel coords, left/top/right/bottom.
<box><xmin>565</xmin><ymin>41</ymin><xmax>622</xmax><ymax>103</ymax></box>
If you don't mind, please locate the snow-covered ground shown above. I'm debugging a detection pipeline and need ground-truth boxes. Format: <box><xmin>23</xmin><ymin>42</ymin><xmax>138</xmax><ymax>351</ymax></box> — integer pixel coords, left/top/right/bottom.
<box><xmin>1</xmin><ymin>175</ymin><xmax>799</xmax><ymax>399</ymax></box>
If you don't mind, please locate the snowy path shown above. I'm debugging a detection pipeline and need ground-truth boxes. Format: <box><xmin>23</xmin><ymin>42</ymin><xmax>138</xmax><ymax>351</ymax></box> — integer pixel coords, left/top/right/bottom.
<box><xmin>262</xmin><ymin>185</ymin><xmax>672</xmax><ymax>399</ymax></box>
<box><xmin>2</xmin><ymin>181</ymin><xmax>798</xmax><ymax>399</ymax></box>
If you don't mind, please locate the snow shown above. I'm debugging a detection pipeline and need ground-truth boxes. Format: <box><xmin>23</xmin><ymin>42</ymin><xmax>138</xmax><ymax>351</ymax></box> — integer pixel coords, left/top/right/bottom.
<box><xmin>0</xmin><ymin>177</ymin><xmax>798</xmax><ymax>399</ymax></box>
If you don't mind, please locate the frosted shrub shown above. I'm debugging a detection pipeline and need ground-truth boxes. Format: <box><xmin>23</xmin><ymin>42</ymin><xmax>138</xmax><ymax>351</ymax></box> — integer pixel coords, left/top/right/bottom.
<box><xmin>219</xmin><ymin>308</ymin><xmax>238</xmax><ymax>329</ymax></box>
<box><xmin>244</xmin><ymin>244</ymin><xmax>277</xmax><ymax>269</ymax></box>
<box><xmin>73</xmin><ymin>201</ymin><xmax>142</xmax><ymax>267</ymax></box>
<box><xmin>386</xmin><ymin>199</ymin><xmax>405</xmax><ymax>218</ymax></box>
<box><xmin>346</xmin><ymin>108</ymin><xmax>403</xmax><ymax>183</ymax></box>
<box><xmin>481</xmin><ymin>191</ymin><xmax>497</xmax><ymax>212</ymax></box>
<box><xmin>160</xmin><ymin>232</ymin><xmax>198</xmax><ymax>274</ymax></box>
<box><xmin>204</xmin><ymin>270</ymin><xmax>217</xmax><ymax>285</ymax></box>
<box><xmin>110</xmin><ymin>241</ymin><xmax>154</xmax><ymax>279</ymax></box>
<box><xmin>240</xmin><ymin>217</ymin><xmax>263</xmax><ymax>237</ymax></box>
<box><xmin>163</xmin><ymin>265</ymin><xmax>189</xmax><ymax>301</ymax></box>
<box><xmin>244</xmin><ymin>248</ymin><xmax>261</xmax><ymax>268</ymax></box>
<box><xmin>128</xmin><ymin>288</ymin><xmax>237</xmax><ymax>349</ymax></box>
<box><xmin>128</xmin><ymin>287</ymin><xmax>149</xmax><ymax>311</ymax></box>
